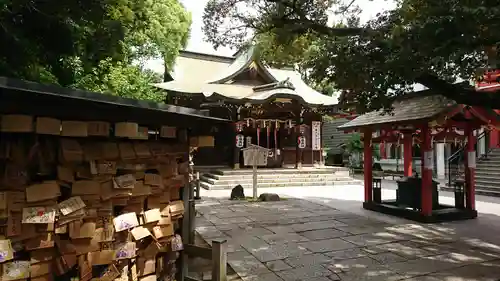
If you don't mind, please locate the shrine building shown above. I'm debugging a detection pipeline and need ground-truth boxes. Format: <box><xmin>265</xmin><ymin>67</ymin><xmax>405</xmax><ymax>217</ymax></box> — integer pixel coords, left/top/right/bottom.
<box><xmin>338</xmin><ymin>88</ymin><xmax>500</xmax><ymax>222</ymax></box>
<box><xmin>154</xmin><ymin>47</ymin><xmax>339</xmax><ymax>169</ymax></box>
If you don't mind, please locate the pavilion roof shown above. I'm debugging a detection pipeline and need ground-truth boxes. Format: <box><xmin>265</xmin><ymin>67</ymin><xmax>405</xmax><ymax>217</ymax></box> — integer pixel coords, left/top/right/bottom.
<box><xmin>338</xmin><ymin>93</ymin><xmax>456</xmax><ymax>131</ymax></box>
<box><xmin>154</xmin><ymin>47</ymin><xmax>339</xmax><ymax>106</ymax></box>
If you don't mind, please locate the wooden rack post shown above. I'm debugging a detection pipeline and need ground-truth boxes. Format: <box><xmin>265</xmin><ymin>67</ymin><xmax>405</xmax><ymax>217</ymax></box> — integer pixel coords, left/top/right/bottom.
<box><xmin>183</xmin><ymin>239</ymin><xmax>228</xmax><ymax>281</ymax></box>
<box><xmin>211</xmin><ymin>238</ymin><xmax>228</xmax><ymax>281</ymax></box>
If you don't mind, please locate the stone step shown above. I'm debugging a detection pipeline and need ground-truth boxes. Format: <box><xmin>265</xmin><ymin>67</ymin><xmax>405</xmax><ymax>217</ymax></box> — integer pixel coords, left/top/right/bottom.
<box><xmin>475</xmin><ymin>174</ymin><xmax>500</xmax><ymax>182</ymax></box>
<box><xmin>203</xmin><ymin>172</ymin><xmax>350</xmax><ymax>180</ymax></box>
<box><xmin>475</xmin><ymin>179</ymin><xmax>500</xmax><ymax>188</ymax></box>
<box><xmin>440</xmin><ymin>185</ymin><xmax>500</xmax><ymax>197</ymax></box>
<box><xmin>474</xmin><ymin>166</ymin><xmax>500</xmax><ymax>173</ymax></box>
<box><xmin>212</xmin><ymin>168</ymin><xmax>348</xmax><ymax>176</ymax></box>
<box><xmin>481</xmin><ymin>153</ymin><xmax>500</xmax><ymax>158</ymax></box>
<box><xmin>449</xmin><ymin>171</ymin><xmax>500</xmax><ymax>188</ymax></box>
<box><xmin>200</xmin><ymin>175</ymin><xmax>355</xmax><ymax>185</ymax></box>
<box><xmin>483</xmin><ymin>156</ymin><xmax>500</xmax><ymax>161</ymax></box>
<box><xmin>474</xmin><ymin>184</ymin><xmax>500</xmax><ymax>192</ymax></box>
<box><xmin>475</xmin><ymin>184</ymin><xmax>500</xmax><ymax>195</ymax></box>
<box><xmin>200</xmin><ymin>179</ymin><xmax>361</xmax><ymax>190</ymax></box>
<box><xmin>477</xmin><ymin>159</ymin><xmax>500</xmax><ymax>165</ymax></box>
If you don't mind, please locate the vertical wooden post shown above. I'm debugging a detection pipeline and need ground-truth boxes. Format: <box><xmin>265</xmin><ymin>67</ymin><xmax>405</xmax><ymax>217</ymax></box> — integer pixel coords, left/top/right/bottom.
<box><xmin>188</xmin><ymin>161</ymin><xmax>196</xmax><ymax>244</ymax></box>
<box><xmin>363</xmin><ymin>128</ymin><xmax>373</xmax><ymax>203</ymax></box>
<box><xmin>320</xmin><ymin>121</ymin><xmax>325</xmax><ymax>166</ymax></box>
<box><xmin>380</xmin><ymin>143</ymin><xmax>386</xmax><ymax>159</ymax></box>
<box><xmin>257</xmin><ymin>127</ymin><xmax>261</xmax><ymax>146</ymax></box>
<box><xmin>178</xmin><ymin>184</ymin><xmax>191</xmax><ymax>280</ymax></box>
<box><xmin>465</xmin><ymin>125</ymin><xmax>476</xmax><ymax>210</ymax></box>
<box><xmin>489</xmin><ymin>128</ymin><xmax>499</xmax><ymax>148</ymax></box>
<box><xmin>295</xmin><ymin>131</ymin><xmax>302</xmax><ymax>168</ymax></box>
<box><xmin>295</xmin><ymin>104</ymin><xmax>303</xmax><ymax>169</ymax></box>
<box><xmin>188</xmin><ymin>199</ymin><xmax>195</xmax><ymax>245</ymax></box>
<box><xmin>310</xmin><ymin>121</ymin><xmax>314</xmax><ymax>166</ymax></box>
<box><xmin>403</xmin><ymin>133</ymin><xmax>413</xmax><ymax>177</ymax></box>
<box><xmin>195</xmin><ymin>171</ymin><xmax>201</xmax><ymax>199</ymax></box>
<box><xmin>212</xmin><ymin>238</ymin><xmax>227</xmax><ymax>281</ymax></box>
<box><xmin>421</xmin><ymin>124</ymin><xmax>433</xmax><ymax>216</ymax></box>
<box><xmin>252</xmin><ymin>161</ymin><xmax>258</xmax><ymax>199</ymax></box>
<box><xmin>233</xmin><ymin>123</ymin><xmax>240</xmax><ymax>169</ymax></box>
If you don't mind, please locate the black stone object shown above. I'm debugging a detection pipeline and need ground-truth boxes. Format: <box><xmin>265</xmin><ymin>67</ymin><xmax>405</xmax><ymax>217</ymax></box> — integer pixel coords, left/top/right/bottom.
<box><xmin>230</xmin><ymin>185</ymin><xmax>245</xmax><ymax>200</ymax></box>
<box><xmin>259</xmin><ymin>193</ymin><xmax>280</xmax><ymax>202</ymax></box>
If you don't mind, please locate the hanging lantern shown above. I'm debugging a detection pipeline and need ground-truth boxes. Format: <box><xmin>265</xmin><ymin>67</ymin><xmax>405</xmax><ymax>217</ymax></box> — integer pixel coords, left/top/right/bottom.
<box><xmin>288</xmin><ymin>120</ymin><xmax>292</xmax><ymax>128</ymax></box>
<box><xmin>247</xmin><ymin>119</ymin><xmax>250</xmax><ymax>127</ymax></box>
<box><xmin>235</xmin><ymin>122</ymin><xmax>243</xmax><ymax>132</ymax></box>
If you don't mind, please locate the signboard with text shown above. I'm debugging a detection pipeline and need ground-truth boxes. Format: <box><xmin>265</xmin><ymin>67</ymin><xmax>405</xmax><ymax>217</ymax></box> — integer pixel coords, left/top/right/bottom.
<box><xmin>242</xmin><ymin>145</ymin><xmax>269</xmax><ymax>166</ymax></box>
<box><xmin>311</xmin><ymin>121</ymin><xmax>321</xmax><ymax>151</ymax></box>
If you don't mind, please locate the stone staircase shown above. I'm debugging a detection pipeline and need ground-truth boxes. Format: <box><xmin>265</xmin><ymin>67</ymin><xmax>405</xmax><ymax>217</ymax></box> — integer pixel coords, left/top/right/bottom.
<box><xmin>442</xmin><ymin>148</ymin><xmax>500</xmax><ymax>197</ymax></box>
<box><xmin>196</xmin><ymin>167</ymin><xmax>361</xmax><ymax>190</ymax></box>
<box><xmin>474</xmin><ymin>148</ymin><xmax>500</xmax><ymax>196</ymax></box>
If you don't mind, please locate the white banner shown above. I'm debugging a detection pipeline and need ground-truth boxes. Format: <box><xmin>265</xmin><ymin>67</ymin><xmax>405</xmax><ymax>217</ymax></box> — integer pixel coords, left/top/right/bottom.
<box><xmin>423</xmin><ymin>150</ymin><xmax>433</xmax><ymax>170</ymax></box>
<box><xmin>467</xmin><ymin>151</ymin><xmax>476</xmax><ymax>168</ymax></box>
<box><xmin>312</xmin><ymin>121</ymin><xmax>321</xmax><ymax>151</ymax></box>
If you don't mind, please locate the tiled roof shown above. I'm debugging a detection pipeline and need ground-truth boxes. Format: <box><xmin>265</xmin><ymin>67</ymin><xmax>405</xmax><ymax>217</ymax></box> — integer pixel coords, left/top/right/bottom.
<box><xmin>338</xmin><ymin>94</ymin><xmax>456</xmax><ymax>130</ymax></box>
<box><xmin>156</xmin><ymin>48</ymin><xmax>339</xmax><ymax>106</ymax></box>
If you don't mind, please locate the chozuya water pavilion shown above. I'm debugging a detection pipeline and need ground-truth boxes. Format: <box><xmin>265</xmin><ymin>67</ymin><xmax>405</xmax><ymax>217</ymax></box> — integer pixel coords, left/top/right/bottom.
<box><xmin>154</xmin><ymin>47</ymin><xmax>339</xmax><ymax>169</ymax></box>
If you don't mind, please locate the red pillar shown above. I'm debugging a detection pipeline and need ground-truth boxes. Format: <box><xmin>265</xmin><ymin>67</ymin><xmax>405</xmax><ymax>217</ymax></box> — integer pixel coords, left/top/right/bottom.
<box><xmin>489</xmin><ymin>128</ymin><xmax>499</xmax><ymax>148</ymax></box>
<box><xmin>465</xmin><ymin>125</ymin><xmax>476</xmax><ymax>210</ymax></box>
<box><xmin>403</xmin><ymin>133</ymin><xmax>413</xmax><ymax>177</ymax></box>
<box><xmin>421</xmin><ymin>124</ymin><xmax>433</xmax><ymax>216</ymax></box>
<box><xmin>363</xmin><ymin>129</ymin><xmax>373</xmax><ymax>203</ymax></box>
<box><xmin>380</xmin><ymin>143</ymin><xmax>387</xmax><ymax>159</ymax></box>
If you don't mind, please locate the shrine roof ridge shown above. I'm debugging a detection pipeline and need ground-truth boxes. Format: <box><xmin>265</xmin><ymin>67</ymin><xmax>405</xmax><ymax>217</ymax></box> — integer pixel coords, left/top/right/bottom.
<box><xmin>338</xmin><ymin>93</ymin><xmax>456</xmax><ymax>130</ymax></box>
<box><xmin>157</xmin><ymin>47</ymin><xmax>339</xmax><ymax>106</ymax></box>
<box><xmin>179</xmin><ymin>50</ymin><xmax>235</xmax><ymax>63</ymax></box>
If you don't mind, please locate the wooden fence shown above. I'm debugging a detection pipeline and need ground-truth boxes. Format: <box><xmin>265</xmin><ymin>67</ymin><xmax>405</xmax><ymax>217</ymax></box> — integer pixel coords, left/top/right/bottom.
<box><xmin>179</xmin><ymin>173</ymin><xmax>228</xmax><ymax>281</ymax></box>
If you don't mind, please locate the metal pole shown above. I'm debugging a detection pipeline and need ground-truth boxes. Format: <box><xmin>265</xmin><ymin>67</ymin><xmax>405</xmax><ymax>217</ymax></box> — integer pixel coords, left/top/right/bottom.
<box><xmin>252</xmin><ymin>162</ymin><xmax>258</xmax><ymax>199</ymax></box>
<box><xmin>252</xmin><ymin>147</ymin><xmax>258</xmax><ymax>199</ymax></box>
<box><xmin>188</xmin><ymin>199</ymin><xmax>195</xmax><ymax>245</ymax></box>
<box><xmin>179</xmin><ymin>184</ymin><xmax>190</xmax><ymax>280</ymax></box>
<box><xmin>211</xmin><ymin>238</ymin><xmax>227</xmax><ymax>281</ymax></box>
<box><xmin>195</xmin><ymin>171</ymin><xmax>201</xmax><ymax>200</ymax></box>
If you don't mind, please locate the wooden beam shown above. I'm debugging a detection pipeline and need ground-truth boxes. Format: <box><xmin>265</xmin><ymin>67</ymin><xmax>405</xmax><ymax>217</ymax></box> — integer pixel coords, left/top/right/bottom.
<box><xmin>183</xmin><ymin>244</ymin><xmax>213</xmax><ymax>260</ymax></box>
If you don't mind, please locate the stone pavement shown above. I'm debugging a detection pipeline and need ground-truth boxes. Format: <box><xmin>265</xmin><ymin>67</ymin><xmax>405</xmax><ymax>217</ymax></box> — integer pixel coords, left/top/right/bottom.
<box><xmin>195</xmin><ymin>195</ymin><xmax>500</xmax><ymax>281</ymax></box>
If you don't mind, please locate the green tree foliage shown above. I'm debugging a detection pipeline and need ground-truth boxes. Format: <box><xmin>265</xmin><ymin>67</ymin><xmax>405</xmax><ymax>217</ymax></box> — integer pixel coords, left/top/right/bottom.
<box><xmin>73</xmin><ymin>59</ymin><xmax>165</xmax><ymax>102</ymax></box>
<box><xmin>0</xmin><ymin>0</ymin><xmax>191</xmax><ymax>101</ymax></box>
<box><xmin>203</xmin><ymin>0</ymin><xmax>500</xmax><ymax>111</ymax></box>
<box><xmin>346</xmin><ymin>133</ymin><xmax>380</xmax><ymax>159</ymax></box>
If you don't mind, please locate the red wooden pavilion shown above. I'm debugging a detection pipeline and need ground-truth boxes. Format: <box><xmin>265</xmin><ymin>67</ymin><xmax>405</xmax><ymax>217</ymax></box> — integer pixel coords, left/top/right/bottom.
<box><xmin>338</xmin><ymin>91</ymin><xmax>500</xmax><ymax>222</ymax></box>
